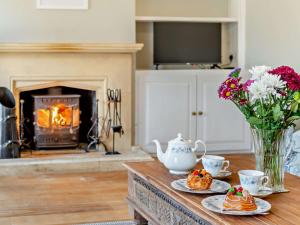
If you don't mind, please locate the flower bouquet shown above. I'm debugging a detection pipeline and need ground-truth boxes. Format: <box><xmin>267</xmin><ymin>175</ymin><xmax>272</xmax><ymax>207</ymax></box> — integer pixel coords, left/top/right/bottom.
<box><xmin>218</xmin><ymin>66</ymin><xmax>300</xmax><ymax>192</ymax></box>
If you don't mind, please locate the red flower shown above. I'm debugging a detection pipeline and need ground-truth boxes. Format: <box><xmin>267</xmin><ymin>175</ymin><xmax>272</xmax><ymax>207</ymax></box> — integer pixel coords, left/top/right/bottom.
<box><xmin>269</xmin><ymin>66</ymin><xmax>300</xmax><ymax>91</ymax></box>
<box><xmin>225</xmin><ymin>78</ymin><xmax>240</xmax><ymax>90</ymax></box>
<box><xmin>218</xmin><ymin>77</ymin><xmax>241</xmax><ymax>100</ymax></box>
<box><xmin>239</xmin><ymin>99</ymin><xmax>248</xmax><ymax>105</ymax></box>
<box><xmin>218</xmin><ymin>84</ymin><xmax>226</xmax><ymax>98</ymax></box>
<box><xmin>220</xmin><ymin>88</ymin><xmax>234</xmax><ymax>100</ymax></box>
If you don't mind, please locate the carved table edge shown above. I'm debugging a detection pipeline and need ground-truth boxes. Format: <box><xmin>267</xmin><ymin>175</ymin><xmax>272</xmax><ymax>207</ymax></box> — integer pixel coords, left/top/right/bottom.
<box><xmin>130</xmin><ymin>173</ymin><xmax>214</xmax><ymax>225</ymax></box>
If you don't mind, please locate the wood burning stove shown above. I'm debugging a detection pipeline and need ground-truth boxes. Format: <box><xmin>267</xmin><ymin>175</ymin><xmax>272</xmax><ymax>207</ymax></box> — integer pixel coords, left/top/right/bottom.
<box><xmin>33</xmin><ymin>95</ymin><xmax>81</xmax><ymax>149</ymax></box>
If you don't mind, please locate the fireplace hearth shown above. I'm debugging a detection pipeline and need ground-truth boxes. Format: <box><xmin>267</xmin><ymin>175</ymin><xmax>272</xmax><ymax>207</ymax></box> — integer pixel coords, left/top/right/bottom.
<box><xmin>33</xmin><ymin>95</ymin><xmax>81</xmax><ymax>149</ymax></box>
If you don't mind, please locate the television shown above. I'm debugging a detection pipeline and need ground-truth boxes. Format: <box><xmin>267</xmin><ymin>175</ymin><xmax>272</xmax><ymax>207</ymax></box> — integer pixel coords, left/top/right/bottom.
<box><xmin>154</xmin><ymin>22</ymin><xmax>222</xmax><ymax>65</ymax></box>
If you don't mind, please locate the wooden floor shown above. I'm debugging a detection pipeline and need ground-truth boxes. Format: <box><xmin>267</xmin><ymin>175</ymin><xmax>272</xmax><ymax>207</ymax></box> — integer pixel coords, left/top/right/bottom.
<box><xmin>0</xmin><ymin>171</ymin><xmax>131</xmax><ymax>225</ymax></box>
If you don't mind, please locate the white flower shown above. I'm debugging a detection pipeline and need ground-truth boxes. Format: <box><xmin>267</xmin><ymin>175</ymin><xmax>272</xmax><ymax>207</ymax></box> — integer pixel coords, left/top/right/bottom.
<box><xmin>248</xmin><ymin>73</ymin><xmax>286</xmax><ymax>102</ymax></box>
<box><xmin>248</xmin><ymin>80</ymin><xmax>268</xmax><ymax>101</ymax></box>
<box><xmin>260</xmin><ymin>73</ymin><xmax>286</xmax><ymax>94</ymax></box>
<box><xmin>249</xmin><ymin>65</ymin><xmax>271</xmax><ymax>80</ymax></box>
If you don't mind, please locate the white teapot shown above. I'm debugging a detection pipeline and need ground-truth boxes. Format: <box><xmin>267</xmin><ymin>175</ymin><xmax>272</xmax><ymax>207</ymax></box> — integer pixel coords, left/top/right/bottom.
<box><xmin>153</xmin><ymin>133</ymin><xmax>206</xmax><ymax>175</ymax></box>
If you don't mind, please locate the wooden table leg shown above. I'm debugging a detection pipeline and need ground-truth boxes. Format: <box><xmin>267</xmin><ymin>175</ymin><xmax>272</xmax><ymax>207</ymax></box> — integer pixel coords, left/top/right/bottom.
<box><xmin>133</xmin><ymin>209</ymin><xmax>148</xmax><ymax>225</ymax></box>
<box><xmin>129</xmin><ymin>205</ymin><xmax>148</xmax><ymax>225</ymax></box>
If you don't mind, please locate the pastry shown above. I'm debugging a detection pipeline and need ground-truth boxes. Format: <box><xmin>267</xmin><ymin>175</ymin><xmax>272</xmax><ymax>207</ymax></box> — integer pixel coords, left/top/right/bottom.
<box><xmin>187</xmin><ymin>169</ymin><xmax>213</xmax><ymax>190</ymax></box>
<box><xmin>223</xmin><ymin>186</ymin><xmax>257</xmax><ymax>211</ymax></box>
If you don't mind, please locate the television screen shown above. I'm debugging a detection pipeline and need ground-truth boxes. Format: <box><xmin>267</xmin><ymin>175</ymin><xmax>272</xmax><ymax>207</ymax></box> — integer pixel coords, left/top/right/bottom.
<box><xmin>154</xmin><ymin>22</ymin><xmax>221</xmax><ymax>65</ymax></box>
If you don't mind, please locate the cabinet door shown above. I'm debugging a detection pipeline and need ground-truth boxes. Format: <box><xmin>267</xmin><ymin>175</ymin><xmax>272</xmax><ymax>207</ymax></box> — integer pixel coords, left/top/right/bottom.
<box><xmin>197</xmin><ymin>71</ymin><xmax>251</xmax><ymax>152</ymax></box>
<box><xmin>136</xmin><ymin>70</ymin><xmax>197</xmax><ymax>153</ymax></box>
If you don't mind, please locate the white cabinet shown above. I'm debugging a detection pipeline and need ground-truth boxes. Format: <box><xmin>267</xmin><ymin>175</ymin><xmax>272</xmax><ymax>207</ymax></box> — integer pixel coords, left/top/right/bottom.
<box><xmin>135</xmin><ymin>70</ymin><xmax>251</xmax><ymax>153</ymax></box>
<box><xmin>135</xmin><ymin>70</ymin><xmax>197</xmax><ymax>152</ymax></box>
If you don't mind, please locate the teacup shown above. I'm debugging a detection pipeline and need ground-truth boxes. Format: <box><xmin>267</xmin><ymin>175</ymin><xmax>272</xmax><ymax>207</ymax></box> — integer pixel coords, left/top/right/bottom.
<box><xmin>238</xmin><ymin>170</ymin><xmax>269</xmax><ymax>195</ymax></box>
<box><xmin>202</xmin><ymin>155</ymin><xmax>230</xmax><ymax>176</ymax></box>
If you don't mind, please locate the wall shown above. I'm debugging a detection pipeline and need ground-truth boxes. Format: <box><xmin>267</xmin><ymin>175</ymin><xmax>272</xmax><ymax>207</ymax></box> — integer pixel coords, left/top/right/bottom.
<box><xmin>246</xmin><ymin>0</ymin><xmax>300</xmax><ymax>71</ymax></box>
<box><xmin>0</xmin><ymin>0</ymin><xmax>135</xmax><ymax>43</ymax></box>
<box><xmin>136</xmin><ymin>0</ymin><xmax>229</xmax><ymax>17</ymax></box>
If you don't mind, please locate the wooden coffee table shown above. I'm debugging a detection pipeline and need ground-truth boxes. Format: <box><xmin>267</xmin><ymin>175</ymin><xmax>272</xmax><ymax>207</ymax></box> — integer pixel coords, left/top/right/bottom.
<box><xmin>124</xmin><ymin>154</ymin><xmax>300</xmax><ymax>225</ymax></box>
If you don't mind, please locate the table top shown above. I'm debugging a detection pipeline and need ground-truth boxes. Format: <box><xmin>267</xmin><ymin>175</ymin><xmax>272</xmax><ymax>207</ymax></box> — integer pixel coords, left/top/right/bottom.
<box><xmin>124</xmin><ymin>154</ymin><xmax>300</xmax><ymax>225</ymax></box>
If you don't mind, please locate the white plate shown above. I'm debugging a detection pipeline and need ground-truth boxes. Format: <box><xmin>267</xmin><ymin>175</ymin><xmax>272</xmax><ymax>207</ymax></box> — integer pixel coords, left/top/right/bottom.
<box><xmin>212</xmin><ymin>171</ymin><xmax>232</xmax><ymax>179</ymax></box>
<box><xmin>202</xmin><ymin>195</ymin><xmax>271</xmax><ymax>215</ymax></box>
<box><xmin>252</xmin><ymin>187</ymin><xmax>273</xmax><ymax>198</ymax></box>
<box><xmin>171</xmin><ymin>179</ymin><xmax>231</xmax><ymax>194</ymax></box>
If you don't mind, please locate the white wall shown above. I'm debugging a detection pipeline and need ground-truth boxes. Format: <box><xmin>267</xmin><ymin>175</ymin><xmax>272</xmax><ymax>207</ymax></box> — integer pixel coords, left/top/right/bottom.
<box><xmin>0</xmin><ymin>0</ymin><xmax>135</xmax><ymax>43</ymax></box>
<box><xmin>136</xmin><ymin>0</ymin><xmax>229</xmax><ymax>17</ymax></box>
<box><xmin>246</xmin><ymin>0</ymin><xmax>300</xmax><ymax>71</ymax></box>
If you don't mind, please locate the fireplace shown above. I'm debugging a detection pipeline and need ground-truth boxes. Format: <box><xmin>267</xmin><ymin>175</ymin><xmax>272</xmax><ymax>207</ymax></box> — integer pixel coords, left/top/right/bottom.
<box><xmin>19</xmin><ymin>86</ymin><xmax>97</xmax><ymax>150</ymax></box>
<box><xmin>33</xmin><ymin>95</ymin><xmax>81</xmax><ymax>149</ymax></box>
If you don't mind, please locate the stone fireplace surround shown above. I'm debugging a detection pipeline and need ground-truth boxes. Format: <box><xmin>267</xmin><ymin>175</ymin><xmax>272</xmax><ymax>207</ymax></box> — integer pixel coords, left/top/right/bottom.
<box><xmin>0</xmin><ymin>43</ymin><xmax>144</xmax><ymax>152</ymax></box>
<box><xmin>0</xmin><ymin>43</ymin><xmax>154</xmax><ymax>175</ymax></box>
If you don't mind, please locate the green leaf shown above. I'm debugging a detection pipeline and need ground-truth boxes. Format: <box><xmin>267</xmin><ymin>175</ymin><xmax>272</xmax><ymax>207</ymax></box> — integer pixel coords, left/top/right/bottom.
<box><xmin>272</xmin><ymin>104</ymin><xmax>283</xmax><ymax>121</ymax></box>
<box><xmin>229</xmin><ymin>68</ymin><xmax>241</xmax><ymax>78</ymax></box>
<box><xmin>256</xmin><ymin>105</ymin><xmax>265</xmax><ymax>116</ymax></box>
<box><xmin>294</xmin><ymin>92</ymin><xmax>300</xmax><ymax>101</ymax></box>
<box><xmin>291</xmin><ymin>102</ymin><xmax>299</xmax><ymax>113</ymax></box>
<box><xmin>240</xmin><ymin>107</ymin><xmax>251</xmax><ymax>118</ymax></box>
<box><xmin>247</xmin><ymin>117</ymin><xmax>262</xmax><ymax>126</ymax></box>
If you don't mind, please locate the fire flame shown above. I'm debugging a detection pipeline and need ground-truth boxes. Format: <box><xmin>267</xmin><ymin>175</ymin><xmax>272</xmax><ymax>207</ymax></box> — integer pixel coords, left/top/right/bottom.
<box><xmin>36</xmin><ymin>103</ymin><xmax>80</xmax><ymax>129</ymax></box>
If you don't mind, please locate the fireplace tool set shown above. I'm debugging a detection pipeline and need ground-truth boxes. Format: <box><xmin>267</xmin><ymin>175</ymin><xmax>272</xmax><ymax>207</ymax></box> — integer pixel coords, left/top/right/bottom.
<box><xmin>19</xmin><ymin>99</ymin><xmax>32</xmax><ymax>151</ymax></box>
<box><xmin>86</xmin><ymin>99</ymin><xmax>108</xmax><ymax>152</ymax></box>
<box><xmin>101</xmin><ymin>88</ymin><xmax>124</xmax><ymax>155</ymax></box>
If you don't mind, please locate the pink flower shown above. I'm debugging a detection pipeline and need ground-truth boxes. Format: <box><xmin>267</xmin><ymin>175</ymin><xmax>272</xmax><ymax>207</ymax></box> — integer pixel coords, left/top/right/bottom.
<box><xmin>220</xmin><ymin>88</ymin><xmax>234</xmax><ymax>100</ymax></box>
<box><xmin>218</xmin><ymin>84</ymin><xmax>226</xmax><ymax>98</ymax></box>
<box><xmin>218</xmin><ymin>77</ymin><xmax>241</xmax><ymax>99</ymax></box>
<box><xmin>226</xmin><ymin>78</ymin><xmax>241</xmax><ymax>90</ymax></box>
<box><xmin>242</xmin><ymin>80</ymin><xmax>254</xmax><ymax>92</ymax></box>
<box><xmin>269</xmin><ymin>66</ymin><xmax>300</xmax><ymax>91</ymax></box>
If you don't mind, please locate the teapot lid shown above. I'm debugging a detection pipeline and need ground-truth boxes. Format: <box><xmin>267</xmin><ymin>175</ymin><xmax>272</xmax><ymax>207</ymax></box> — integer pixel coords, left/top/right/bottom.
<box><xmin>169</xmin><ymin>133</ymin><xmax>191</xmax><ymax>145</ymax></box>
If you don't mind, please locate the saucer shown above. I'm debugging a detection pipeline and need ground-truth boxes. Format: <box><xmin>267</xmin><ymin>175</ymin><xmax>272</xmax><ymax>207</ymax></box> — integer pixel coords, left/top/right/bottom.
<box><xmin>212</xmin><ymin>171</ymin><xmax>232</xmax><ymax>179</ymax></box>
<box><xmin>202</xmin><ymin>195</ymin><xmax>271</xmax><ymax>215</ymax></box>
<box><xmin>252</xmin><ymin>187</ymin><xmax>273</xmax><ymax>198</ymax></box>
<box><xmin>171</xmin><ymin>179</ymin><xmax>231</xmax><ymax>194</ymax></box>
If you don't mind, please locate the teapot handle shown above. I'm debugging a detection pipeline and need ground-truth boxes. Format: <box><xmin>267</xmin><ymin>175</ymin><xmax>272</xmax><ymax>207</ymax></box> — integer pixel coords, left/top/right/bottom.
<box><xmin>192</xmin><ymin>139</ymin><xmax>207</xmax><ymax>162</ymax></box>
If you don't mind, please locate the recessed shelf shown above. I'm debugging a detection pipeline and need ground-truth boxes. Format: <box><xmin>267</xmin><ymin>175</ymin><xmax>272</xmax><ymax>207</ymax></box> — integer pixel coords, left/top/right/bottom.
<box><xmin>135</xmin><ymin>16</ymin><xmax>238</xmax><ymax>23</ymax></box>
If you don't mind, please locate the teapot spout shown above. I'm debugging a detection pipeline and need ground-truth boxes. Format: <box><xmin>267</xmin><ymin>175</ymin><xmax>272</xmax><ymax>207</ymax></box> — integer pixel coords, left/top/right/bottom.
<box><xmin>153</xmin><ymin>140</ymin><xmax>165</xmax><ymax>163</ymax></box>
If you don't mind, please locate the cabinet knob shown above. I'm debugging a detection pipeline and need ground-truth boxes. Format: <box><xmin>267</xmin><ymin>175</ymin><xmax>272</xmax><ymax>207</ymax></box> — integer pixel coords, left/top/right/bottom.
<box><xmin>198</xmin><ymin>111</ymin><xmax>203</xmax><ymax>116</ymax></box>
<box><xmin>192</xmin><ymin>112</ymin><xmax>197</xmax><ymax>116</ymax></box>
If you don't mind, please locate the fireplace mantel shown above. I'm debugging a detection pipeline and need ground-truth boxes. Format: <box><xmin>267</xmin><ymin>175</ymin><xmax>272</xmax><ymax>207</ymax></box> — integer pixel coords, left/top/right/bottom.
<box><xmin>0</xmin><ymin>43</ymin><xmax>144</xmax><ymax>53</ymax></box>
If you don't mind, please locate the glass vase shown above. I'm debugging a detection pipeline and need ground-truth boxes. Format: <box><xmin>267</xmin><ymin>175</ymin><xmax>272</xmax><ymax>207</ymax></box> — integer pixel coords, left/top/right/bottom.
<box><xmin>251</xmin><ymin>128</ymin><xmax>288</xmax><ymax>193</ymax></box>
